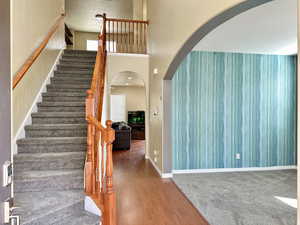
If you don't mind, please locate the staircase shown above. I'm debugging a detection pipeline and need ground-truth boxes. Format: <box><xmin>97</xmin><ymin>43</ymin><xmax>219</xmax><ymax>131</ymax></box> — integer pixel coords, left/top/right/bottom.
<box><xmin>14</xmin><ymin>49</ymin><xmax>101</xmax><ymax>225</ymax></box>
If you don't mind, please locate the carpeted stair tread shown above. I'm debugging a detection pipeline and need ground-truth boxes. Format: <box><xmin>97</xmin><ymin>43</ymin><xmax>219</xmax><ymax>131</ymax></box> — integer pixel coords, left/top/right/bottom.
<box><xmin>64</xmin><ymin>49</ymin><xmax>97</xmax><ymax>55</ymax></box>
<box><xmin>17</xmin><ymin>137</ymin><xmax>86</xmax><ymax>145</ymax></box>
<box><xmin>14</xmin><ymin>190</ymin><xmax>87</xmax><ymax>225</ymax></box>
<box><xmin>14</xmin><ymin>50</ymin><xmax>99</xmax><ymax>224</ymax></box>
<box><xmin>38</xmin><ymin>101</ymin><xmax>85</xmax><ymax>107</ymax></box>
<box><xmin>15</xmin><ymin>169</ymin><xmax>83</xmax><ymax>179</ymax></box>
<box><xmin>57</xmin><ymin>65</ymin><xmax>94</xmax><ymax>72</ymax></box>
<box><xmin>60</xmin><ymin>58</ymin><xmax>96</xmax><ymax>64</ymax></box>
<box><xmin>54</xmin><ymin>70</ymin><xmax>93</xmax><ymax>76</ymax></box>
<box><xmin>51</xmin><ymin>76</ymin><xmax>92</xmax><ymax>83</ymax></box>
<box><xmin>31</xmin><ymin>112</ymin><xmax>85</xmax><ymax>124</ymax></box>
<box><xmin>25</xmin><ymin>123</ymin><xmax>87</xmax><ymax>130</ymax></box>
<box><xmin>57</xmin><ymin>211</ymin><xmax>99</xmax><ymax>225</ymax></box>
<box><xmin>42</xmin><ymin>92</ymin><xmax>87</xmax><ymax>97</ymax></box>
<box><xmin>31</xmin><ymin>112</ymin><xmax>86</xmax><ymax>118</ymax></box>
<box><xmin>14</xmin><ymin>152</ymin><xmax>85</xmax><ymax>171</ymax></box>
<box><xmin>14</xmin><ymin>169</ymin><xmax>83</xmax><ymax>192</ymax></box>
<box><xmin>47</xmin><ymin>83</ymin><xmax>90</xmax><ymax>89</ymax></box>
<box><xmin>25</xmin><ymin>124</ymin><xmax>87</xmax><ymax>137</ymax></box>
<box><xmin>17</xmin><ymin>137</ymin><xmax>86</xmax><ymax>153</ymax></box>
<box><xmin>59</xmin><ymin>59</ymin><xmax>95</xmax><ymax>66</ymax></box>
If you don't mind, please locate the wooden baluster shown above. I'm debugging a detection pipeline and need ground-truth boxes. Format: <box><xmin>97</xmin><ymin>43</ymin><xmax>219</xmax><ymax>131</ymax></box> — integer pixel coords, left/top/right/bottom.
<box><xmin>104</xmin><ymin>120</ymin><xmax>116</xmax><ymax>225</ymax></box>
<box><xmin>138</xmin><ymin>23</ymin><xmax>140</xmax><ymax>53</ymax></box>
<box><xmin>113</xmin><ymin>21</ymin><xmax>115</xmax><ymax>52</ymax></box>
<box><xmin>103</xmin><ymin>13</ymin><xmax>107</xmax><ymax>52</ymax></box>
<box><xmin>116</xmin><ymin>21</ymin><xmax>119</xmax><ymax>53</ymax></box>
<box><xmin>100</xmin><ymin>131</ymin><xmax>105</xmax><ymax>198</ymax></box>
<box><xmin>85</xmin><ymin>90</ymin><xmax>95</xmax><ymax>194</ymax></box>
<box><xmin>144</xmin><ymin>23</ymin><xmax>147</xmax><ymax>54</ymax></box>
<box><xmin>95</xmin><ymin>129</ymin><xmax>101</xmax><ymax>194</ymax></box>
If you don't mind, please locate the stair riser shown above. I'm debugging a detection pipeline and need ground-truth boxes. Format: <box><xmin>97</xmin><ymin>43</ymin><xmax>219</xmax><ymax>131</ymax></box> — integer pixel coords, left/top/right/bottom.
<box><xmin>38</xmin><ymin>106</ymin><xmax>85</xmax><ymax>112</ymax></box>
<box><xmin>32</xmin><ymin>117</ymin><xmax>86</xmax><ymax>124</ymax></box>
<box><xmin>51</xmin><ymin>79</ymin><xmax>91</xmax><ymax>85</ymax></box>
<box><xmin>14</xmin><ymin>158</ymin><xmax>84</xmax><ymax>171</ymax></box>
<box><xmin>25</xmin><ymin>129</ymin><xmax>87</xmax><ymax>138</ymax></box>
<box><xmin>54</xmin><ymin>70</ymin><xmax>93</xmax><ymax>76</ymax></box>
<box><xmin>57</xmin><ymin>65</ymin><xmax>94</xmax><ymax>72</ymax></box>
<box><xmin>54</xmin><ymin>75</ymin><xmax>93</xmax><ymax>81</ymax></box>
<box><xmin>47</xmin><ymin>87</ymin><xmax>89</xmax><ymax>93</ymax></box>
<box><xmin>59</xmin><ymin>61</ymin><xmax>95</xmax><ymax>67</ymax></box>
<box><xmin>42</xmin><ymin>96</ymin><xmax>86</xmax><ymax>102</ymax></box>
<box><xmin>18</xmin><ymin>143</ymin><xmax>86</xmax><ymax>154</ymax></box>
<box><xmin>63</xmin><ymin>52</ymin><xmax>96</xmax><ymax>57</ymax></box>
<box><xmin>20</xmin><ymin>201</ymin><xmax>84</xmax><ymax>225</ymax></box>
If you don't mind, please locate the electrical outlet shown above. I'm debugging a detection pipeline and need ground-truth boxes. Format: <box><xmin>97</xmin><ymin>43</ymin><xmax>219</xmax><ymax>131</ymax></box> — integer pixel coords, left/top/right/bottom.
<box><xmin>236</xmin><ymin>153</ymin><xmax>241</xmax><ymax>160</ymax></box>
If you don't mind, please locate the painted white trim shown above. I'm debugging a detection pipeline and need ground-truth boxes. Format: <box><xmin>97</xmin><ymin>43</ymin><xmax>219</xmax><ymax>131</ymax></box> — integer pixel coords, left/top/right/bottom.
<box><xmin>108</xmin><ymin>52</ymin><xmax>149</xmax><ymax>57</ymax></box>
<box><xmin>148</xmin><ymin>156</ymin><xmax>173</xmax><ymax>178</ymax></box>
<box><xmin>148</xmin><ymin>156</ymin><xmax>161</xmax><ymax>175</ymax></box>
<box><xmin>161</xmin><ymin>173</ymin><xmax>173</xmax><ymax>178</ymax></box>
<box><xmin>173</xmin><ymin>165</ymin><xmax>297</xmax><ymax>174</ymax></box>
<box><xmin>84</xmin><ymin>196</ymin><xmax>102</xmax><ymax>216</ymax></box>
<box><xmin>13</xmin><ymin>49</ymin><xmax>64</xmax><ymax>154</ymax></box>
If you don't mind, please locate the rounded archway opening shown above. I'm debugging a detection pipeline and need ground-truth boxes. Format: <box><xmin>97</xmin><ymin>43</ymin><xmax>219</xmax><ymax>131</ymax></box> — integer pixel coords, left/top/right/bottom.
<box><xmin>109</xmin><ymin>70</ymin><xmax>148</xmax><ymax>156</ymax></box>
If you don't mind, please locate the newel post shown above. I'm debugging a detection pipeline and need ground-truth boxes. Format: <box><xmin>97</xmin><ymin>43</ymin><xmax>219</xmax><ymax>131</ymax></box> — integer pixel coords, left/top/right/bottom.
<box><xmin>104</xmin><ymin>120</ymin><xmax>116</xmax><ymax>225</ymax></box>
<box><xmin>85</xmin><ymin>90</ymin><xmax>95</xmax><ymax>194</ymax></box>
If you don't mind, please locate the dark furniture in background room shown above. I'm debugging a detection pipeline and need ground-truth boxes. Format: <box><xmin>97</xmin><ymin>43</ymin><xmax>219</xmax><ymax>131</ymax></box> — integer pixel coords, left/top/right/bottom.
<box><xmin>128</xmin><ymin>111</ymin><xmax>145</xmax><ymax>140</ymax></box>
<box><xmin>112</xmin><ymin>122</ymin><xmax>131</xmax><ymax>150</ymax></box>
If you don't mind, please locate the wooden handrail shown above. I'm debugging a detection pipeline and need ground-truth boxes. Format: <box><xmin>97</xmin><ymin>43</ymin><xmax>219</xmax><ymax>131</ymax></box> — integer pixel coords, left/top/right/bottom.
<box><xmin>13</xmin><ymin>14</ymin><xmax>65</xmax><ymax>89</ymax></box>
<box><xmin>85</xmin><ymin>13</ymin><xmax>116</xmax><ymax>225</ymax></box>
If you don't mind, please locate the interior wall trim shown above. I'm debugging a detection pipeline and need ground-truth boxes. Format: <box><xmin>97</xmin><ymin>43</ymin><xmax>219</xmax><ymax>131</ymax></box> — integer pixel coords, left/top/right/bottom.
<box><xmin>148</xmin><ymin>156</ymin><xmax>173</xmax><ymax>178</ymax></box>
<box><xmin>173</xmin><ymin>166</ymin><xmax>297</xmax><ymax>174</ymax></box>
<box><xmin>13</xmin><ymin>49</ymin><xmax>64</xmax><ymax>154</ymax></box>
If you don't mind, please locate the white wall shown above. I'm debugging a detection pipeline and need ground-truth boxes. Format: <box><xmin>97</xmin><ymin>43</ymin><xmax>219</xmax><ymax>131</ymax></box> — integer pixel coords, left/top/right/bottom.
<box><xmin>111</xmin><ymin>86</ymin><xmax>146</xmax><ymax>112</ymax></box>
<box><xmin>12</xmin><ymin>0</ymin><xmax>65</xmax><ymax>138</ymax></box>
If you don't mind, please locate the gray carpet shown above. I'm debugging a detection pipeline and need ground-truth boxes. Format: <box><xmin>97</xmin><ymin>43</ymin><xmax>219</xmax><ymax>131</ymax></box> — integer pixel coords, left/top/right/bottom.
<box><xmin>14</xmin><ymin>49</ymin><xmax>100</xmax><ymax>225</ymax></box>
<box><xmin>173</xmin><ymin>170</ymin><xmax>297</xmax><ymax>225</ymax></box>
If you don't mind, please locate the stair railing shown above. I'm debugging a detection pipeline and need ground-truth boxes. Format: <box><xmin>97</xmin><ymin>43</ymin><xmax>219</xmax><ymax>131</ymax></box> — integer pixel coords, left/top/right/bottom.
<box><xmin>85</xmin><ymin>13</ymin><xmax>116</xmax><ymax>225</ymax></box>
<box><xmin>96</xmin><ymin>14</ymin><xmax>149</xmax><ymax>54</ymax></box>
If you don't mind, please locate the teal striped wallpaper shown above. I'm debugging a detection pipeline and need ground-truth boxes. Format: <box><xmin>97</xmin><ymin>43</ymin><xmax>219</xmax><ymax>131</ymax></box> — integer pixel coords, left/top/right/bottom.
<box><xmin>172</xmin><ymin>51</ymin><xmax>296</xmax><ymax>170</ymax></box>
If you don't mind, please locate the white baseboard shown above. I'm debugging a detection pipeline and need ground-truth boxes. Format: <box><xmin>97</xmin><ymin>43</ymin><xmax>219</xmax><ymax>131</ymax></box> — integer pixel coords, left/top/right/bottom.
<box><xmin>13</xmin><ymin>49</ymin><xmax>64</xmax><ymax>154</ymax></box>
<box><xmin>173</xmin><ymin>165</ymin><xmax>297</xmax><ymax>174</ymax></box>
<box><xmin>161</xmin><ymin>173</ymin><xmax>173</xmax><ymax>178</ymax></box>
<box><xmin>148</xmin><ymin>157</ymin><xmax>173</xmax><ymax>178</ymax></box>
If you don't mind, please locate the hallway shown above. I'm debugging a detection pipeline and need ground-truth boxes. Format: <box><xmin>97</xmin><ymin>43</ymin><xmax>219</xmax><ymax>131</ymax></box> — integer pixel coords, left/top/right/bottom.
<box><xmin>113</xmin><ymin>140</ymin><xmax>209</xmax><ymax>225</ymax></box>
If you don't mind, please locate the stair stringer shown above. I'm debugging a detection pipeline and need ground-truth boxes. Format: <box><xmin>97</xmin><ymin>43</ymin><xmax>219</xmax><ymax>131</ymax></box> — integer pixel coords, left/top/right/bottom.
<box><xmin>84</xmin><ymin>195</ymin><xmax>102</xmax><ymax>217</ymax></box>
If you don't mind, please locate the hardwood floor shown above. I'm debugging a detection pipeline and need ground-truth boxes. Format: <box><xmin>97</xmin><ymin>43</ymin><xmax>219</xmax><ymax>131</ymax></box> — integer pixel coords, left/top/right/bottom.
<box><xmin>113</xmin><ymin>140</ymin><xmax>209</xmax><ymax>225</ymax></box>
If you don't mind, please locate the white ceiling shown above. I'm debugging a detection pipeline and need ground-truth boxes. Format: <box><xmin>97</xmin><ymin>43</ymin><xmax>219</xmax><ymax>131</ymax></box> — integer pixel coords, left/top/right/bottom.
<box><xmin>111</xmin><ymin>71</ymin><xmax>145</xmax><ymax>87</ymax></box>
<box><xmin>193</xmin><ymin>0</ymin><xmax>297</xmax><ymax>55</ymax></box>
<box><xmin>65</xmin><ymin>0</ymin><xmax>133</xmax><ymax>32</ymax></box>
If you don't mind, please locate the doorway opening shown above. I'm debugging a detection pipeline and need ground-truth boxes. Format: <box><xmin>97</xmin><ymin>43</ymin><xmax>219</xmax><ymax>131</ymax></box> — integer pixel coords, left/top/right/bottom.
<box><xmin>110</xmin><ymin>71</ymin><xmax>147</xmax><ymax>156</ymax></box>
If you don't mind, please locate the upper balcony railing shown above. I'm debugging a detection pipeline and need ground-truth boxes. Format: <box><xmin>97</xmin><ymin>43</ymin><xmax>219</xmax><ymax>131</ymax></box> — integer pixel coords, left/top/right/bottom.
<box><xmin>96</xmin><ymin>14</ymin><xmax>149</xmax><ymax>54</ymax></box>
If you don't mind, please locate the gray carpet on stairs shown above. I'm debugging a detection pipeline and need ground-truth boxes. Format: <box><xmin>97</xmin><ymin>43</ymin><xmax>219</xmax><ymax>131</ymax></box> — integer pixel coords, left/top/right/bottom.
<box><xmin>173</xmin><ymin>170</ymin><xmax>297</xmax><ymax>225</ymax></box>
<box><xmin>14</xmin><ymin>49</ymin><xmax>100</xmax><ymax>225</ymax></box>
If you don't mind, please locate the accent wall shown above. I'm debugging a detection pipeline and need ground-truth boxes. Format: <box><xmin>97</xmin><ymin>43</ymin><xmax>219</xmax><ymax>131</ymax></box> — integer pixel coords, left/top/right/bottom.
<box><xmin>172</xmin><ymin>51</ymin><xmax>296</xmax><ymax>170</ymax></box>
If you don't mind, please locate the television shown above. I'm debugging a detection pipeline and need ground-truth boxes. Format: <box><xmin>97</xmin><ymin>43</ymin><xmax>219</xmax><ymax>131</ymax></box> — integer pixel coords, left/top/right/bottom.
<box><xmin>128</xmin><ymin>111</ymin><xmax>145</xmax><ymax>124</ymax></box>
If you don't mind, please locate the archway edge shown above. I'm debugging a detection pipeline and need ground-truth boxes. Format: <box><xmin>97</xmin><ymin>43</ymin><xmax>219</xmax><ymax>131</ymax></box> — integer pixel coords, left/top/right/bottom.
<box><xmin>163</xmin><ymin>0</ymin><xmax>273</xmax><ymax>80</ymax></box>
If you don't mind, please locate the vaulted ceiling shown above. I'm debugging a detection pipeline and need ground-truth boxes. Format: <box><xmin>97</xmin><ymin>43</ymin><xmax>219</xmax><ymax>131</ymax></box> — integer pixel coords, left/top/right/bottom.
<box><xmin>65</xmin><ymin>0</ymin><xmax>133</xmax><ymax>32</ymax></box>
<box><xmin>193</xmin><ymin>0</ymin><xmax>297</xmax><ymax>55</ymax></box>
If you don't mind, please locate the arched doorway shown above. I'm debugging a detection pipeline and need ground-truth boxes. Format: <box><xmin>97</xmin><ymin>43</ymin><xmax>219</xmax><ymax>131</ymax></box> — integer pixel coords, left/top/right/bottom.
<box><xmin>164</xmin><ymin>0</ymin><xmax>297</xmax><ymax>224</ymax></box>
<box><xmin>109</xmin><ymin>71</ymin><xmax>148</xmax><ymax>156</ymax></box>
